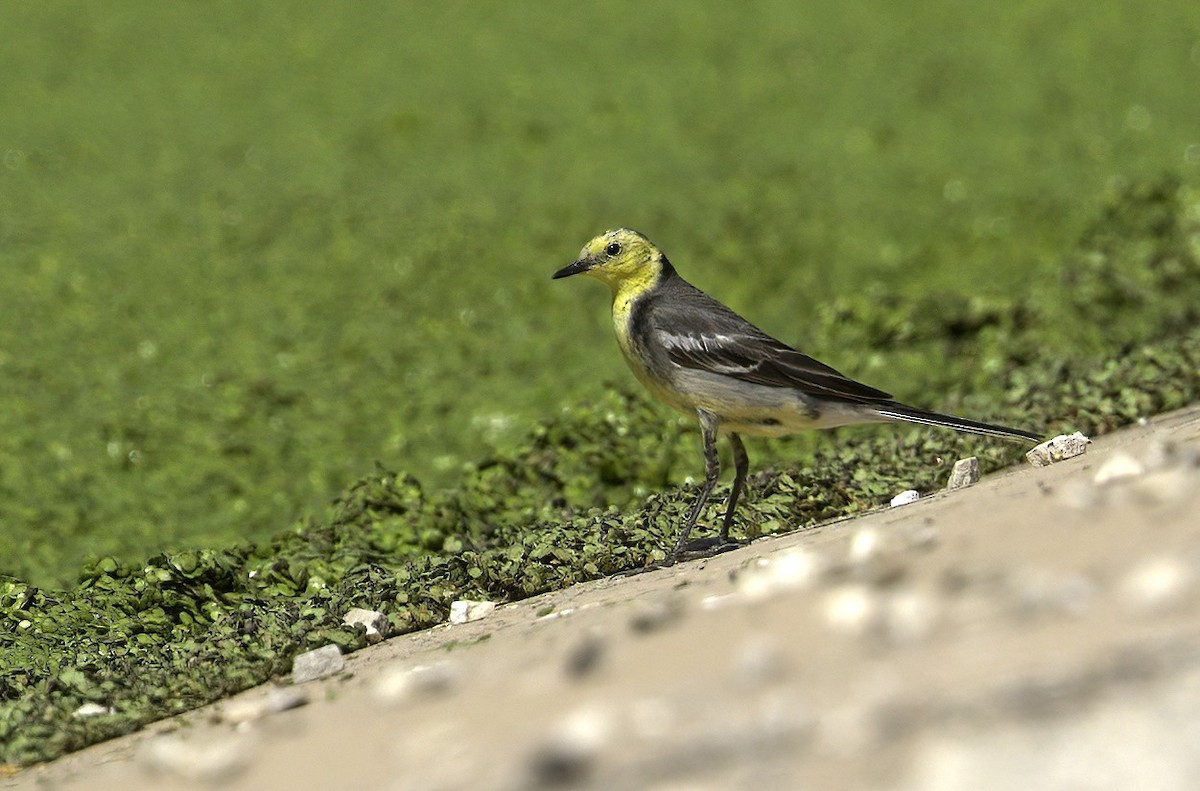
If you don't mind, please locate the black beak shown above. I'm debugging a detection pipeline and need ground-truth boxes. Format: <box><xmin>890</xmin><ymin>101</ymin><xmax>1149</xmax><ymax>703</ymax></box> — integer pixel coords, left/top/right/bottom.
<box><xmin>552</xmin><ymin>258</ymin><xmax>592</xmax><ymax>279</ymax></box>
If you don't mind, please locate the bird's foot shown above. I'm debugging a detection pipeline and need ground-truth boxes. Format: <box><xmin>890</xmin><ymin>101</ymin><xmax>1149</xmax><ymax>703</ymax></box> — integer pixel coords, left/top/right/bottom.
<box><xmin>616</xmin><ymin>536</ymin><xmax>748</xmax><ymax>577</ymax></box>
<box><xmin>665</xmin><ymin>535</ymin><xmax>747</xmax><ymax>565</ymax></box>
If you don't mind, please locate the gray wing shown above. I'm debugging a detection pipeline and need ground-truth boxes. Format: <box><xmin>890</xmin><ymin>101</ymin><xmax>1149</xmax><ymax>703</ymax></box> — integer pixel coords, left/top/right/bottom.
<box><xmin>648</xmin><ymin>279</ymin><xmax>893</xmax><ymax>403</ymax></box>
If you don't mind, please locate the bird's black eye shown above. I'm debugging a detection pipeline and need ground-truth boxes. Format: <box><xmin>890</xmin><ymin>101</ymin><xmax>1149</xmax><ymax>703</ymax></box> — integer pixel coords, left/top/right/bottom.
<box><xmin>605</xmin><ymin>242</ymin><xmax>622</xmax><ymax>257</ymax></box>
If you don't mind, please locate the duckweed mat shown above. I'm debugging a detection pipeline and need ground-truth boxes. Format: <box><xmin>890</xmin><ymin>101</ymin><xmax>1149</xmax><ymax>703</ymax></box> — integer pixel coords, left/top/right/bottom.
<box><xmin>4</xmin><ymin>2</ymin><xmax>1200</xmax><ymax>587</ymax></box>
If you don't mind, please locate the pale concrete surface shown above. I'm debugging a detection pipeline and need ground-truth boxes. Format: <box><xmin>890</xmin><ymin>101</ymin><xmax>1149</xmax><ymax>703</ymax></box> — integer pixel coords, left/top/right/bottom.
<box><xmin>9</xmin><ymin>405</ymin><xmax>1200</xmax><ymax>791</ymax></box>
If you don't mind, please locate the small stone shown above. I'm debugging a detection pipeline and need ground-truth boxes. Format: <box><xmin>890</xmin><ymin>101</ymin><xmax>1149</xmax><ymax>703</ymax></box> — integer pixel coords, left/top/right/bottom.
<box><xmin>848</xmin><ymin>528</ymin><xmax>881</xmax><ymax>564</ymax></box>
<box><xmin>699</xmin><ymin>593</ymin><xmax>739</xmax><ymax>610</ymax></box>
<box><xmin>946</xmin><ymin>457</ymin><xmax>980</xmax><ymax>490</ymax></box>
<box><xmin>629</xmin><ymin>598</ymin><xmax>684</xmax><ymax>633</ymax></box>
<box><xmin>735</xmin><ymin>548</ymin><xmax>826</xmax><ymax>601</ymax></box>
<box><xmin>449</xmin><ymin>599</ymin><xmax>496</xmax><ymax>624</ymax></box>
<box><xmin>1093</xmin><ymin>453</ymin><xmax>1145</xmax><ymax>485</ymax></box>
<box><xmin>72</xmin><ymin>702</ymin><xmax>111</xmax><ymax>719</ymax></box>
<box><xmin>564</xmin><ymin>629</ymin><xmax>607</xmax><ymax>679</ymax></box>
<box><xmin>846</xmin><ymin>528</ymin><xmax>906</xmax><ymax>587</ymax></box>
<box><xmin>343</xmin><ymin>607</ymin><xmax>388</xmax><ymax>643</ymax></box>
<box><xmin>890</xmin><ymin>489</ymin><xmax>920</xmax><ymax>507</ymax></box>
<box><xmin>221</xmin><ymin>688</ymin><xmax>308</xmax><ymax>725</ymax></box>
<box><xmin>534</xmin><ymin>604</ymin><xmax>592</xmax><ymax>622</ymax></box>
<box><xmin>291</xmin><ymin>644</ymin><xmax>345</xmax><ymax>684</ymax></box>
<box><xmin>822</xmin><ymin>584</ymin><xmax>880</xmax><ymax>636</ymax></box>
<box><xmin>528</xmin><ymin>706</ymin><xmax>612</xmax><ymax>786</ymax></box>
<box><xmin>1119</xmin><ymin>557</ymin><xmax>1193</xmax><ymax>613</ymax></box>
<box><xmin>1026</xmin><ymin>432</ymin><xmax>1091</xmax><ymax>467</ymax></box>
<box><xmin>374</xmin><ymin>661</ymin><xmax>460</xmax><ymax>703</ymax></box>
<box><xmin>142</xmin><ymin>735</ymin><xmax>250</xmax><ymax>783</ymax></box>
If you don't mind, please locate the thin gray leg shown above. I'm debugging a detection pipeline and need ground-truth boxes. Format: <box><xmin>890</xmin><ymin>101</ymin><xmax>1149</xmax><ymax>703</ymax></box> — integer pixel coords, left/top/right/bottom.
<box><xmin>668</xmin><ymin>410</ymin><xmax>720</xmax><ymax>561</ymax></box>
<box><xmin>719</xmin><ymin>433</ymin><xmax>748</xmax><ymax>544</ymax></box>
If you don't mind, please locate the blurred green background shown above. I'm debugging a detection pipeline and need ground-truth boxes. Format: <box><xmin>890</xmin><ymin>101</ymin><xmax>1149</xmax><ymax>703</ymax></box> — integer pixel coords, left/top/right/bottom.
<box><xmin>2</xmin><ymin>2</ymin><xmax>1198</xmax><ymax>586</ymax></box>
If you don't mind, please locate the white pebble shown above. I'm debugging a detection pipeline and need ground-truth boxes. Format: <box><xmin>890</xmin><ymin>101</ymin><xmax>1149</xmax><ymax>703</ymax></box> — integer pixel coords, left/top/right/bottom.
<box><xmin>291</xmin><ymin>644</ymin><xmax>345</xmax><ymax>684</ymax></box>
<box><xmin>822</xmin><ymin>585</ymin><xmax>880</xmax><ymax>636</ymax></box>
<box><xmin>449</xmin><ymin>599</ymin><xmax>496</xmax><ymax>624</ymax></box>
<box><xmin>1093</xmin><ymin>453</ymin><xmax>1146</xmax><ymax>485</ymax></box>
<box><xmin>772</xmin><ymin>547</ymin><xmax>827</xmax><ymax>583</ymax></box>
<box><xmin>72</xmin><ymin>702</ymin><xmax>111</xmax><ymax>719</ymax></box>
<box><xmin>846</xmin><ymin>528</ymin><xmax>906</xmax><ymax>586</ymax></box>
<box><xmin>1026</xmin><ymin>432</ymin><xmax>1091</xmax><ymax>467</ymax></box>
<box><xmin>736</xmin><ymin>548</ymin><xmax>826</xmax><ymax>601</ymax></box>
<box><xmin>342</xmin><ymin>607</ymin><xmax>388</xmax><ymax>643</ymax></box>
<box><xmin>374</xmin><ymin>661</ymin><xmax>460</xmax><ymax>703</ymax></box>
<box><xmin>142</xmin><ymin>734</ymin><xmax>250</xmax><ymax>783</ymax></box>
<box><xmin>220</xmin><ymin>688</ymin><xmax>308</xmax><ymax>725</ymax></box>
<box><xmin>628</xmin><ymin>599</ymin><xmax>683</xmax><ymax>633</ymax></box>
<box><xmin>699</xmin><ymin>593</ymin><xmax>739</xmax><ymax>610</ymax></box>
<box><xmin>848</xmin><ymin>528</ymin><xmax>881</xmax><ymax>564</ymax></box>
<box><xmin>890</xmin><ymin>489</ymin><xmax>920</xmax><ymax>507</ymax></box>
<box><xmin>1120</xmin><ymin>557</ymin><xmax>1193</xmax><ymax>613</ymax></box>
<box><xmin>528</xmin><ymin>705</ymin><xmax>613</xmax><ymax>785</ymax></box>
<box><xmin>946</xmin><ymin>457</ymin><xmax>980</xmax><ymax>490</ymax></box>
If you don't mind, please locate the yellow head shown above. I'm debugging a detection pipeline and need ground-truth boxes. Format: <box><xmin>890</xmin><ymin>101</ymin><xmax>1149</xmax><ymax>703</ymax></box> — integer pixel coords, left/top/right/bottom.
<box><xmin>552</xmin><ymin>228</ymin><xmax>668</xmax><ymax>296</ymax></box>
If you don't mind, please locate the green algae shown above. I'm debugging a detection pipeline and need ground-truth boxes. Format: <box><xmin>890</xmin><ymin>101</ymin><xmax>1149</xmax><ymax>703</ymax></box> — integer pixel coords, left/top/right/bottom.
<box><xmin>3</xmin><ymin>2</ymin><xmax>1200</xmax><ymax>586</ymax></box>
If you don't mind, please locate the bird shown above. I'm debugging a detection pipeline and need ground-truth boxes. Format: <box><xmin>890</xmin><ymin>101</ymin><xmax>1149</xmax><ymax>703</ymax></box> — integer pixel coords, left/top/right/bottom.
<box><xmin>552</xmin><ymin>228</ymin><xmax>1041</xmax><ymax>563</ymax></box>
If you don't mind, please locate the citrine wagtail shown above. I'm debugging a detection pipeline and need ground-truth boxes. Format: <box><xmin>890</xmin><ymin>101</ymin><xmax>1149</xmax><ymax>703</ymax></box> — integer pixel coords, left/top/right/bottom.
<box><xmin>553</xmin><ymin>228</ymin><xmax>1041</xmax><ymax>562</ymax></box>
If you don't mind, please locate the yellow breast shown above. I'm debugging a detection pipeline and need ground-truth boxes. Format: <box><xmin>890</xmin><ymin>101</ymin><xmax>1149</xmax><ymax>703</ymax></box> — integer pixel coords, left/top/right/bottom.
<box><xmin>610</xmin><ymin>290</ymin><xmax>694</xmax><ymax>416</ymax></box>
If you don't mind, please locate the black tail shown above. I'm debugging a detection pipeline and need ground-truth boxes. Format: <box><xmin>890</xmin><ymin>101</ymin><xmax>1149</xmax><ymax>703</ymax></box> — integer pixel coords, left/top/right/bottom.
<box><xmin>874</xmin><ymin>404</ymin><xmax>1042</xmax><ymax>443</ymax></box>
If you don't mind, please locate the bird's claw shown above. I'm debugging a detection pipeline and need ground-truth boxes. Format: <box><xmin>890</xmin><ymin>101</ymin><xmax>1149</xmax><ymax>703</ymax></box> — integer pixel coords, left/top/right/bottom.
<box><xmin>665</xmin><ymin>535</ymin><xmax>747</xmax><ymax>565</ymax></box>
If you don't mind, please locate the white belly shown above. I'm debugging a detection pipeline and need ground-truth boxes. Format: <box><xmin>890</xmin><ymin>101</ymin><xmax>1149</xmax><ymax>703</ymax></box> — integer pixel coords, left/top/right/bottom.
<box><xmin>654</xmin><ymin>366</ymin><xmax>884</xmax><ymax>437</ymax></box>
